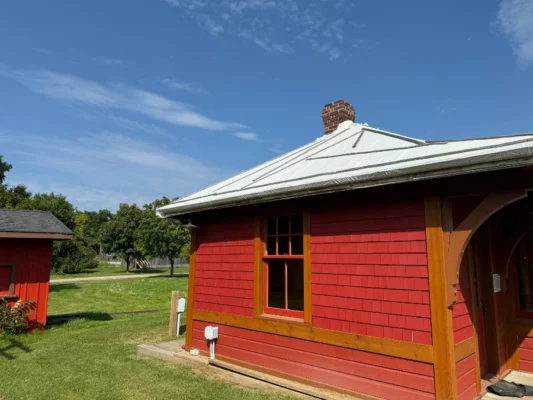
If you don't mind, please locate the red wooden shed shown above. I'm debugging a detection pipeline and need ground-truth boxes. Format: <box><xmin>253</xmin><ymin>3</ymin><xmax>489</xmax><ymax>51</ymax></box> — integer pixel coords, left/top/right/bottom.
<box><xmin>0</xmin><ymin>209</ymin><xmax>72</xmax><ymax>327</ymax></box>
<box><xmin>158</xmin><ymin>100</ymin><xmax>533</xmax><ymax>400</ymax></box>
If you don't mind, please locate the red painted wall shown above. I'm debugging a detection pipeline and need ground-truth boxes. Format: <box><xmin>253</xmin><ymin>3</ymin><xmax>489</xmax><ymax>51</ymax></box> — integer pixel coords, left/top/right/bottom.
<box><xmin>457</xmin><ymin>355</ymin><xmax>477</xmax><ymax>400</ymax></box>
<box><xmin>194</xmin><ymin>216</ymin><xmax>255</xmax><ymax>317</ymax></box>
<box><xmin>0</xmin><ymin>238</ymin><xmax>53</xmax><ymax>326</ymax></box>
<box><xmin>311</xmin><ymin>199</ymin><xmax>432</xmax><ymax>344</ymax></box>
<box><xmin>192</xmin><ymin>321</ymin><xmax>435</xmax><ymax>400</ymax></box>
<box><xmin>453</xmin><ymin>256</ymin><xmax>474</xmax><ymax>344</ymax></box>
<box><xmin>518</xmin><ymin>337</ymin><xmax>533</xmax><ymax>372</ymax></box>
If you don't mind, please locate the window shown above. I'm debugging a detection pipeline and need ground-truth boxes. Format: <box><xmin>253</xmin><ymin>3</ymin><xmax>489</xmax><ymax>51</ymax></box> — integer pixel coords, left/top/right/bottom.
<box><xmin>0</xmin><ymin>264</ymin><xmax>16</xmax><ymax>297</ymax></box>
<box><xmin>263</xmin><ymin>215</ymin><xmax>305</xmax><ymax>319</ymax></box>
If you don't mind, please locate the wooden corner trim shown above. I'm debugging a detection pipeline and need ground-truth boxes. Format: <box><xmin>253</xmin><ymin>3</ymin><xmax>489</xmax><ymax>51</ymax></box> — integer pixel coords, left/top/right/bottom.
<box><xmin>192</xmin><ymin>309</ymin><xmax>434</xmax><ymax>363</ymax></box>
<box><xmin>303</xmin><ymin>210</ymin><xmax>312</xmax><ymax>324</ymax></box>
<box><xmin>185</xmin><ymin>230</ymin><xmax>198</xmax><ymax>348</ymax></box>
<box><xmin>253</xmin><ymin>217</ymin><xmax>263</xmax><ymax>316</ymax></box>
<box><xmin>454</xmin><ymin>337</ymin><xmax>476</xmax><ymax>363</ymax></box>
<box><xmin>0</xmin><ymin>232</ymin><xmax>73</xmax><ymax>240</ymax></box>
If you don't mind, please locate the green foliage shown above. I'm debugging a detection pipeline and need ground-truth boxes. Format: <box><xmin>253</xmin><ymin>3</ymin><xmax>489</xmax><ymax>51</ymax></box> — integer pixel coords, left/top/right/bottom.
<box><xmin>135</xmin><ymin>201</ymin><xmax>190</xmax><ymax>275</ymax></box>
<box><xmin>52</xmin><ymin>236</ymin><xmax>99</xmax><ymax>274</ymax></box>
<box><xmin>101</xmin><ymin>203</ymin><xmax>144</xmax><ymax>270</ymax></box>
<box><xmin>0</xmin><ymin>298</ymin><xmax>37</xmax><ymax>334</ymax></box>
<box><xmin>0</xmin><ymin>155</ymin><xmax>12</xmax><ymax>185</ymax></box>
<box><xmin>75</xmin><ymin>209</ymin><xmax>112</xmax><ymax>253</ymax></box>
<box><xmin>0</xmin><ymin>184</ymin><xmax>32</xmax><ymax>208</ymax></box>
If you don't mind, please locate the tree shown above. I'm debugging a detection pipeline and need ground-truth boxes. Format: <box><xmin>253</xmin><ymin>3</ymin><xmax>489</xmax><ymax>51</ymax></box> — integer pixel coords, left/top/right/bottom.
<box><xmin>74</xmin><ymin>209</ymin><xmax>112</xmax><ymax>254</ymax></box>
<box><xmin>0</xmin><ymin>184</ymin><xmax>32</xmax><ymax>208</ymax></box>
<box><xmin>100</xmin><ymin>203</ymin><xmax>143</xmax><ymax>271</ymax></box>
<box><xmin>0</xmin><ymin>156</ymin><xmax>12</xmax><ymax>185</ymax></box>
<box><xmin>16</xmin><ymin>193</ymin><xmax>75</xmax><ymax>229</ymax></box>
<box><xmin>135</xmin><ymin>206</ymin><xmax>190</xmax><ymax>276</ymax></box>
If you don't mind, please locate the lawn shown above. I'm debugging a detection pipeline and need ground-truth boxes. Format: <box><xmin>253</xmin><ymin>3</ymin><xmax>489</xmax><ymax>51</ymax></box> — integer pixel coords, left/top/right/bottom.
<box><xmin>0</xmin><ymin>277</ymin><xmax>295</xmax><ymax>400</ymax></box>
<box><xmin>50</xmin><ymin>261</ymin><xmax>189</xmax><ymax>280</ymax></box>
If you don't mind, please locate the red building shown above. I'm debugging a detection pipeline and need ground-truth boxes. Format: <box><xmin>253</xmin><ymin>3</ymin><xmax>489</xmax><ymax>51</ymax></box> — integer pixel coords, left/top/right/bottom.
<box><xmin>0</xmin><ymin>210</ymin><xmax>72</xmax><ymax>326</ymax></box>
<box><xmin>158</xmin><ymin>100</ymin><xmax>533</xmax><ymax>400</ymax></box>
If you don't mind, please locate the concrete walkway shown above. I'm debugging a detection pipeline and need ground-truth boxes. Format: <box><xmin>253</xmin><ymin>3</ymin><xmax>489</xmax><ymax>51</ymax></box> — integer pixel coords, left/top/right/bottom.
<box><xmin>50</xmin><ymin>273</ymin><xmax>188</xmax><ymax>284</ymax></box>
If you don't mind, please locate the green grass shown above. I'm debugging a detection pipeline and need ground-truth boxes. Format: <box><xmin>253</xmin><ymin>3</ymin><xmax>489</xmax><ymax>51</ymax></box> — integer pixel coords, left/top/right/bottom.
<box><xmin>0</xmin><ymin>277</ymin><xmax>295</xmax><ymax>400</ymax></box>
<box><xmin>50</xmin><ymin>262</ymin><xmax>189</xmax><ymax>280</ymax></box>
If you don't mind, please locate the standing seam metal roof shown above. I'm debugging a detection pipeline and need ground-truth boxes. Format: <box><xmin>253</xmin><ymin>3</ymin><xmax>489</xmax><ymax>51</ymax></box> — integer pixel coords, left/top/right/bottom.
<box><xmin>157</xmin><ymin>121</ymin><xmax>533</xmax><ymax>218</ymax></box>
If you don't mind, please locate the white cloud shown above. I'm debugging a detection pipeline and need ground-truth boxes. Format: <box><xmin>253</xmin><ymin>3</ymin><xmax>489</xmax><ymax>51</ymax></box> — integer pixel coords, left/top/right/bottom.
<box><xmin>0</xmin><ymin>65</ymin><xmax>245</xmax><ymax>132</ymax></box>
<box><xmin>162</xmin><ymin>79</ymin><xmax>210</xmax><ymax>95</ymax></box>
<box><xmin>497</xmin><ymin>0</ymin><xmax>533</xmax><ymax>68</ymax></box>
<box><xmin>161</xmin><ymin>0</ymin><xmax>364</xmax><ymax>60</ymax></box>
<box><xmin>0</xmin><ymin>130</ymin><xmax>234</xmax><ymax>211</ymax></box>
<box><xmin>96</xmin><ymin>57</ymin><xmax>126</xmax><ymax>66</ymax></box>
<box><xmin>233</xmin><ymin>131</ymin><xmax>259</xmax><ymax>141</ymax></box>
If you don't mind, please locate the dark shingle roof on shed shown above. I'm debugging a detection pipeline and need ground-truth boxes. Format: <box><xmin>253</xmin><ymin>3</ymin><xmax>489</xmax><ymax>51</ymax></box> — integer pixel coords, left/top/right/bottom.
<box><xmin>0</xmin><ymin>209</ymin><xmax>72</xmax><ymax>235</ymax></box>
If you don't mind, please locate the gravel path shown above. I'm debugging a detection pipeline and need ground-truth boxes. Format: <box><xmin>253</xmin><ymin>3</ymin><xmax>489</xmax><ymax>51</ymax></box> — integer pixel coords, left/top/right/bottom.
<box><xmin>50</xmin><ymin>273</ymin><xmax>188</xmax><ymax>284</ymax></box>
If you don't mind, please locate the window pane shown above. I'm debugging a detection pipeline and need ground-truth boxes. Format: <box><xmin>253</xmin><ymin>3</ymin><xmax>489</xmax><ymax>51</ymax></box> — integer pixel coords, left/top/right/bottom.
<box><xmin>267</xmin><ymin>217</ymin><xmax>276</xmax><ymax>235</ymax></box>
<box><xmin>291</xmin><ymin>235</ymin><xmax>303</xmax><ymax>255</ymax></box>
<box><xmin>278</xmin><ymin>236</ymin><xmax>289</xmax><ymax>255</ymax></box>
<box><xmin>0</xmin><ymin>266</ymin><xmax>12</xmax><ymax>295</ymax></box>
<box><xmin>291</xmin><ymin>215</ymin><xmax>303</xmax><ymax>234</ymax></box>
<box><xmin>268</xmin><ymin>259</ymin><xmax>285</xmax><ymax>309</ymax></box>
<box><xmin>287</xmin><ymin>259</ymin><xmax>304</xmax><ymax>311</ymax></box>
<box><xmin>278</xmin><ymin>216</ymin><xmax>289</xmax><ymax>235</ymax></box>
<box><xmin>267</xmin><ymin>237</ymin><xmax>277</xmax><ymax>255</ymax></box>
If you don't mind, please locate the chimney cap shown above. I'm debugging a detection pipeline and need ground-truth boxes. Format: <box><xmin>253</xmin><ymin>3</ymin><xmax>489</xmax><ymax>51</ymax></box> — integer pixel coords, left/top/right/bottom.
<box><xmin>322</xmin><ymin>100</ymin><xmax>355</xmax><ymax>135</ymax></box>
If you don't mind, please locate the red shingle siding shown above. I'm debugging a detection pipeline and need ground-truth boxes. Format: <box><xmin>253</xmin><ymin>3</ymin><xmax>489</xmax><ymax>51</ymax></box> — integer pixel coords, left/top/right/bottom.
<box><xmin>0</xmin><ymin>238</ymin><xmax>53</xmax><ymax>325</ymax></box>
<box><xmin>518</xmin><ymin>337</ymin><xmax>533</xmax><ymax>372</ymax></box>
<box><xmin>194</xmin><ymin>217</ymin><xmax>255</xmax><ymax>317</ymax></box>
<box><xmin>192</xmin><ymin>321</ymin><xmax>435</xmax><ymax>400</ymax></box>
<box><xmin>456</xmin><ymin>355</ymin><xmax>477</xmax><ymax>400</ymax></box>
<box><xmin>453</xmin><ymin>255</ymin><xmax>474</xmax><ymax>344</ymax></box>
<box><xmin>310</xmin><ymin>199</ymin><xmax>432</xmax><ymax>344</ymax></box>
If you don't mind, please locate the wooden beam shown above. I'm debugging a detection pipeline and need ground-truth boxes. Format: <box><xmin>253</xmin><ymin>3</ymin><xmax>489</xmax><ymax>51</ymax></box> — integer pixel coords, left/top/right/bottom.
<box><xmin>467</xmin><ymin>244</ymin><xmax>482</xmax><ymax>394</ymax></box>
<box><xmin>0</xmin><ymin>232</ymin><xmax>73</xmax><ymax>240</ymax></box>
<box><xmin>455</xmin><ymin>337</ymin><xmax>476</xmax><ymax>363</ymax></box>
<box><xmin>192</xmin><ymin>309</ymin><xmax>434</xmax><ymax>363</ymax></box>
<box><xmin>303</xmin><ymin>211</ymin><xmax>312</xmax><ymax>324</ymax></box>
<box><xmin>515</xmin><ymin>322</ymin><xmax>533</xmax><ymax>338</ymax></box>
<box><xmin>446</xmin><ymin>190</ymin><xmax>527</xmax><ymax>306</ymax></box>
<box><xmin>168</xmin><ymin>290</ymin><xmax>180</xmax><ymax>337</ymax></box>
<box><xmin>425</xmin><ymin>195</ymin><xmax>458</xmax><ymax>400</ymax></box>
<box><xmin>185</xmin><ymin>229</ymin><xmax>198</xmax><ymax>348</ymax></box>
<box><xmin>253</xmin><ymin>217</ymin><xmax>263</xmax><ymax>316</ymax></box>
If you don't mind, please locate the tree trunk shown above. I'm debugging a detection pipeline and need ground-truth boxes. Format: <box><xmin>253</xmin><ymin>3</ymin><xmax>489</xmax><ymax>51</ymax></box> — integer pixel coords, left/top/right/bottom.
<box><xmin>126</xmin><ymin>257</ymin><xmax>130</xmax><ymax>272</ymax></box>
<box><xmin>170</xmin><ymin>258</ymin><xmax>174</xmax><ymax>276</ymax></box>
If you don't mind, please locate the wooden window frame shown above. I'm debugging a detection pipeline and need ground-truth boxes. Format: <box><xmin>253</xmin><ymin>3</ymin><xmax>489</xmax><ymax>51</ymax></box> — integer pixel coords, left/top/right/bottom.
<box><xmin>0</xmin><ymin>263</ymin><xmax>17</xmax><ymax>299</ymax></box>
<box><xmin>512</xmin><ymin>256</ymin><xmax>533</xmax><ymax>319</ymax></box>
<box><xmin>254</xmin><ymin>211</ymin><xmax>311</xmax><ymax>323</ymax></box>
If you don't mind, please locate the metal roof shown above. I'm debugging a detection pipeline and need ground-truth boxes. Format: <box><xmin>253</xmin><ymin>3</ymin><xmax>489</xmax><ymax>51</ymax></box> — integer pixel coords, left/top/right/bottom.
<box><xmin>157</xmin><ymin>121</ymin><xmax>533</xmax><ymax>218</ymax></box>
<box><xmin>0</xmin><ymin>209</ymin><xmax>73</xmax><ymax>236</ymax></box>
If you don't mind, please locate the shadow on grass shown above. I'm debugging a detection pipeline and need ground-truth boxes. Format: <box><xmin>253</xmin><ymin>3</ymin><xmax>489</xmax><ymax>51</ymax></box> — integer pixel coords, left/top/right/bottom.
<box><xmin>47</xmin><ymin>312</ymin><xmax>114</xmax><ymax>327</ymax></box>
<box><xmin>49</xmin><ymin>283</ymin><xmax>80</xmax><ymax>292</ymax></box>
<box><xmin>0</xmin><ymin>338</ymin><xmax>32</xmax><ymax>360</ymax></box>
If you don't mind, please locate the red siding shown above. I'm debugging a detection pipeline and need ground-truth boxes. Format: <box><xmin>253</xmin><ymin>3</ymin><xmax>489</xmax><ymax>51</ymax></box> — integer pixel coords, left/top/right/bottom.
<box><xmin>310</xmin><ymin>199</ymin><xmax>432</xmax><ymax>344</ymax></box>
<box><xmin>194</xmin><ymin>217</ymin><xmax>255</xmax><ymax>317</ymax></box>
<box><xmin>453</xmin><ymin>256</ymin><xmax>474</xmax><ymax>344</ymax></box>
<box><xmin>456</xmin><ymin>355</ymin><xmax>477</xmax><ymax>400</ymax></box>
<box><xmin>518</xmin><ymin>337</ymin><xmax>533</xmax><ymax>372</ymax></box>
<box><xmin>192</xmin><ymin>321</ymin><xmax>435</xmax><ymax>400</ymax></box>
<box><xmin>0</xmin><ymin>238</ymin><xmax>53</xmax><ymax>325</ymax></box>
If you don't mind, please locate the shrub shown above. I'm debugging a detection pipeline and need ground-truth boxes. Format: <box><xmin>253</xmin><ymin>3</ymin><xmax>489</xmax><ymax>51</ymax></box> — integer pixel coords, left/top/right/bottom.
<box><xmin>52</xmin><ymin>236</ymin><xmax>99</xmax><ymax>274</ymax></box>
<box><xmin>0</xmin><ymin>299</ymin><xmax>37</xmax><ymax>334</ymax></box>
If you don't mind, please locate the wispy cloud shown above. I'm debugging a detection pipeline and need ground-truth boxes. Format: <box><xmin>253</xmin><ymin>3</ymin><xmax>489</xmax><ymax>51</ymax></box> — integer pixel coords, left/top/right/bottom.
<box><xmin>233</xmin><ymin>131</ymin><xmax>260</xmax><ymax>141</ymax></box>
<box><xmin>0</xmin><ymin>64</ymin><xmax>247</xmax><ymax>133</ymax></box>
<box><xmin>32</xmin><ymin>48</ymin><xmax>51</xmax><ymax>55</ymax></box>
<box><xmin>497</xmin><ymin>0</ymin><xmax>533</xmax><ymax>68</ymax></box>
<box><xmin>162</xmin><ymin>79</ymin><xmax>210</xmax><ymax>95</ymax></box>
<box><xmin>96</xmin><ymin>57</ymin><xmax>127</xmax><ymax>67</ymax></box>
<box><xmin>160</xmin><ymin>0</ymin><xmax>365</xmax><ymax>60</ymax></box>
<box><xmin>0</xmin><ymin>129</ymin><xmax>234</xmax><ymax>211</ymax></box>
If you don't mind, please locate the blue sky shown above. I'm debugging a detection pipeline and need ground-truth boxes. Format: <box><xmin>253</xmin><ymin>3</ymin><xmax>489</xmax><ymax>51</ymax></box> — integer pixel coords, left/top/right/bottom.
<box><xmin>0</xmin><ymin>0</ymin><xmax>532</xmax><ymax>211</ymax></box>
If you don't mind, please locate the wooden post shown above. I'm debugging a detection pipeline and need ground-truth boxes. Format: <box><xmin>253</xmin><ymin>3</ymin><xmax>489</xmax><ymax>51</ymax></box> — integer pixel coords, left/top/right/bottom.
<box><xmin>169</xmin><ymin>290</ymin><xmax>180</xmax><ymax>337</ymax></box>
<box><xmin>185</xmin><ymin>230</ymin><xmax>197</xmax><ymax>347</ymax></box>
<box><xmin>425</xmin><ymin>195</ymin><xmax>458</xmax><ymax>400</ymax></box>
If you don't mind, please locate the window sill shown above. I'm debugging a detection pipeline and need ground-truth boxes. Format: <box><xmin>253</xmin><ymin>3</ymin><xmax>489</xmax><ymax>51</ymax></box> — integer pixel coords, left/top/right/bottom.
<box><xmin>256</xmin><ymin>313</ymin><xmax>308</xmax><ymax>325</ymax></box>
<box><xmin>0</xmin><ymin>295</ymin><xmax>18</xmax><ymax>301</ymax></box>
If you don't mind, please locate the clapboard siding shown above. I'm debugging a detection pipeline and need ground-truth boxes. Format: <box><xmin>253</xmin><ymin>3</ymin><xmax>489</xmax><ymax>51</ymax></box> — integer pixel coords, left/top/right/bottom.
<box><xmin>456</xmin><ymin>355</ymin><xmax>477</xmax><ymax>400</ymax></box>
<box><xmin>310</xmin><ymin>198</ymin><xmax>432</xmax><ymax>344</ymax></box>
<box><xmin>453</xmin><ymin>256</ymin><xmax>474</xmax><ymax>344</ymax></box>
<box><xmin>192</xmin><ymin>320</ymin><xmax>435</xmax><ymax>400</ymax></box>
<box><xmin>0</xmin><ymin>238</ymin><xmax>53</xmax><ymax>325</ymax></box>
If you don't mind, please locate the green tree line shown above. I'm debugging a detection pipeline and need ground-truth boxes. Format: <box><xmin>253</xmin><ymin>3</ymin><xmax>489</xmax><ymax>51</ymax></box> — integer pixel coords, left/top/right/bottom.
<box><xmin>0</xmin><ymin>155</ymin><xmax>189</xmax><ymax>275</ymax></box>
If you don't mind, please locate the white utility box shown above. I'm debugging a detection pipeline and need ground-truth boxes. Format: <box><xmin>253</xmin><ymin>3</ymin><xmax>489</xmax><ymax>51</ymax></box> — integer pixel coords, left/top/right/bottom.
<box><xmin>493</xmin><ymin>274</ymin><xmax>502</xmax><ymax>293</ymax></box>
<box><xmin>204</xmin><ymin>326</ymin><xmax>219</xmax><ymax>340</ymax></box>
<box><xmin>177</xmin><ymin>298</ymin><xmax>186</xmax><ymax>313</ymax></box>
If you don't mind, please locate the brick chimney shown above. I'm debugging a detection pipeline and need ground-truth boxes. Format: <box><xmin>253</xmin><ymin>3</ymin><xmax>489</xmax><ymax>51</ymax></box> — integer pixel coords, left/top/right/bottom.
<box><xmin>322</xmin><ymin>100</ymin><xmax>355</xmax><ymax>134</ymax></box>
